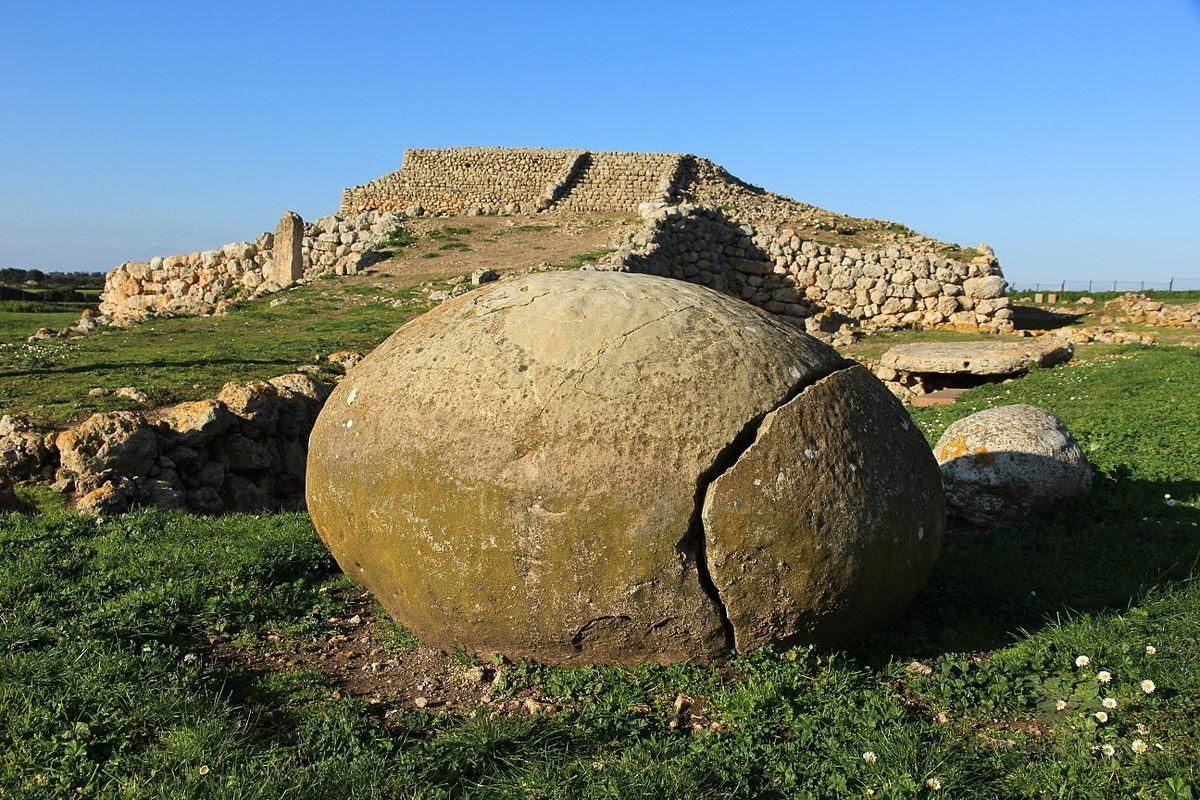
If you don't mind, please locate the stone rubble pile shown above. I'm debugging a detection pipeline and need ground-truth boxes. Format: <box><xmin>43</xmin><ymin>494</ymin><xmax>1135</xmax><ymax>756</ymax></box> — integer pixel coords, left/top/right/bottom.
<box><xmin>1099</xmin><ymin>293</ymin><xmax>1200</xmax><ymax>329</ymax></box>
<box><xmin>0</xmin><ymin>363</ymin><xmax>361</xmax><ymax>514</ymax></box>
<box><xmin>54</xmin><ymin>372</ymin><xmax>337</xmax><ymax>514</ymax></box>
<box><xmin>1030</xmin><ymin>326</ymin><xmax>1158</xmax><ymax>346</ymax></box>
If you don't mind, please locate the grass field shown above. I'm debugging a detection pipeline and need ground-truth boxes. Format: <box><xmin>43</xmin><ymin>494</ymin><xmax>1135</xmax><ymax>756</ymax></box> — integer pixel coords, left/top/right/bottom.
<box><xmin>1008</xmin><ymin>290</ymin><xmax>1200</xmax><ymax>306</ymax></box>
<box><xmin>0</xmin><ymin>301</ymin><xmax>93</xmax><ymax>347</ymax></box>
<box><xmin>0</xmin><ymin>284</ymin><xmax>425</xmax><ymax>427</ymax></box>
<box><xmin>2</xmin><ymin>344</ymin><xmax>1197</xmax><ymax>798</ymax></box>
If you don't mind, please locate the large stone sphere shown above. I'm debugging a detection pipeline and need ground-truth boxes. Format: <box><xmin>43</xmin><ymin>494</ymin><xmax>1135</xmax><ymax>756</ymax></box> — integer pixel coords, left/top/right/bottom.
<box><xmin>934</xmin><ymin>404</ymin><xmax>1093</xmax><ymax>526</ymax></box>
<box><xmin>307</xmin><ymin>272</ymin><xmax>945</xmax><ymax>665</ymax></box>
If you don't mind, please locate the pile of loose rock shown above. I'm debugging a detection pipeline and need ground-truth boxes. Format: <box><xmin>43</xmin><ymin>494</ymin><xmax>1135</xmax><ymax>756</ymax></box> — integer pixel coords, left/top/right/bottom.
<box><xmin>1035</xmin><ymin>326</ymin><xmax>1158</xmax><ymax>346</ymax></box>
<box><xmin>1099</xmin><ymin>293</ymin><xmax>1200</xmax><ymax>329</ymax></box>
<box><xmin>54</xmin><ymin>372</ymin><xmax>336</xmax><ymax>514</ymax></box>
<box><xmin>0</xmin><ymin>361</ymin><xmax>364</xmax><ymax>514</ymax></box>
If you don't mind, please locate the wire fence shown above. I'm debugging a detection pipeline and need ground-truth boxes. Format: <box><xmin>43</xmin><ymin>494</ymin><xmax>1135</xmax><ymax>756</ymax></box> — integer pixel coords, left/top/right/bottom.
<box><xmin>1008</xmin><ymin>278</ymin><xmax>1200</xmax><ymax>293</ymax></box>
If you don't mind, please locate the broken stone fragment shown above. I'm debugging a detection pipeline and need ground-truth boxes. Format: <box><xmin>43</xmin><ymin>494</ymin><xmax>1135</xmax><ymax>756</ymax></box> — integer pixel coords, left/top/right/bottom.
<box><xmin>306</xmin><ymin>272</ymin><xmax>945</xmax><ymax>665</ymax></box>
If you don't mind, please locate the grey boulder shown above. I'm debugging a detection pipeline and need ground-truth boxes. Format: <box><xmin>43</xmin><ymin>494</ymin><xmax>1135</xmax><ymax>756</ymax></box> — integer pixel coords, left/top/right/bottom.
<box><xmin>934</xmin><ymin>404</ymin><xmax>1092</xmax><ymax>526</ymax></box>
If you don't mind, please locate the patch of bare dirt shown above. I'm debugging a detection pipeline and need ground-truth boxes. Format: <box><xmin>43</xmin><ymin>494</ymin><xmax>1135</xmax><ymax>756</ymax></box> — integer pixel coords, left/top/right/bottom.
<box><xmin>214</xmin><ymin>589</ymin><xmax>562</xmax><ymax>717</ymax></box>
<box><xmin>213</xmin><ymin>587</ymin><xmax>729</xmax><ymax>733</ymax></box>
<box><xmin>366</xmin><ymin>212</ymin><xmax>635</xmax><ymax>288</ymax></box>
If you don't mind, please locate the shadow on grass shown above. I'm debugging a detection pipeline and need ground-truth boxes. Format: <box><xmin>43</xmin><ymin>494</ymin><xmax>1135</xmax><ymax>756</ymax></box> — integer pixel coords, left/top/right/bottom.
<box><xmin>866</xmin><ymin>472</ymin><xmax>1200</xmax><ymax>660</ymax></box>
<box><xmin>1011</xmin><ymin>305</ymin><xmax>1087</xmax><ymax>330</ymax></box>
<box><xmin>0</xmin><ymin>356</ymin><xmax>296</xmax><ymax>379</ymax></box>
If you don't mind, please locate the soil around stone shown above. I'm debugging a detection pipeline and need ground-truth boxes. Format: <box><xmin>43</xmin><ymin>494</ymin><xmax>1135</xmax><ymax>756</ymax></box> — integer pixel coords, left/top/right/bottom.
<box><xmin>213</xmin><ymin>587</ymin><xmax>728</xmax><ymax>732</ymax></box>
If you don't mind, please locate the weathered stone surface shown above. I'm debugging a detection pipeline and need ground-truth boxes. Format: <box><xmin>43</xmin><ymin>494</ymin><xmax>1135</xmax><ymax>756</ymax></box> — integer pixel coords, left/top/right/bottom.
<box><xmin>703</xmin><ymin>365</ymin><xmax>944</xmax><ymax>649</ymax></box>
<box><xmin>272</xmin><ymin>211</ymin><xmax>304</xmax><ymax>286</ymax></box>
<box><xmin>880</xmin><ymin>340</ymin><xmax>1073</xmax><ymax>377</ymax></box>
<box><xmin>963</xmin><ymin>275</ymin><xmax>1006</xmax><ymax>299</ymax></box>
<box><xmin>0</xmin><ymin>415</ymin><xmax>55</xmax><ymax>480</ymax></box>
<box><xmin>934</xmin><ymin>404</ymin><xmax>1093</xmax><ymax>526</ymax></box>
<box><xmin>307</xmin><ymin>271</ymin><xmax>943</xmax><ymax>665</ymax></box>
<box><xmin>56</xmin><ymin>412</ymin><xmax>158</xmax><ymax>494</ymax></box>
<box><xmin>152</xmin><ymin>400</ymin><xmax>233</xmax><ymax>446</ymax></box>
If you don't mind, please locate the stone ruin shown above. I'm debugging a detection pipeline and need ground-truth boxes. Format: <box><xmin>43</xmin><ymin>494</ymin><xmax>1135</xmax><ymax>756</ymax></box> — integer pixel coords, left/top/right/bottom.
<box><xmin>96</xmin><ymin>146</ymin><xmax>1012</xmax><ymax>336</ymax></box>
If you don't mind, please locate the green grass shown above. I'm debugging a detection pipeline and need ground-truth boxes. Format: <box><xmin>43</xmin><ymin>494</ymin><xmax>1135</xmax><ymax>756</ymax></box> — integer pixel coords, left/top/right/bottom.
<box><xmin>1</xmin><ymin>346</ymin><xmax>1197</xmax><ymax>797</ymax></box>
<box><xmin>0</xmin><ymin>285</ymin><xmax>425</xmax><ymax>426</ymax></box>
<box><xmin>378</xmin><ymin>224</ymin><xmax>418</xmax><ymax>251</ymax></box>
<box><xmin>426</xmin><ymin>226</ymin><xmax>471</xmax><ymax>241</ymax></box>
<box><xmin>0</xmin><ymin>309</ymin><xmax>87</xmax><ymax>347</ymax></box>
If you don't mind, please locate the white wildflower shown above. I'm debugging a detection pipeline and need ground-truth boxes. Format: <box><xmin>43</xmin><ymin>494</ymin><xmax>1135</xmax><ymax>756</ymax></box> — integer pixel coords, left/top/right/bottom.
<box><xmin>1141</xmin><ymin>679</ymin><xmax>1156</xmax><ymax>694</ymax></box>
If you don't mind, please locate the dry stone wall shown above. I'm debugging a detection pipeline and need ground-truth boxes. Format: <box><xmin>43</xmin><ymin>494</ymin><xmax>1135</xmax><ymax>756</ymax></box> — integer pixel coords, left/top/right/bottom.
<box><xmin>603</xmin><ymin>204</ymin><xmax>1013</xmax><ymax>334</ymax></box>
<box><xmin>342</xmin><ymin>148</ymin><xmax>586</xmax><ymax>216</ymax></box>
<box><xmin>99</xmin><ymin>210</ymin><xmax>404</xmax><ymax>324</ymax></box>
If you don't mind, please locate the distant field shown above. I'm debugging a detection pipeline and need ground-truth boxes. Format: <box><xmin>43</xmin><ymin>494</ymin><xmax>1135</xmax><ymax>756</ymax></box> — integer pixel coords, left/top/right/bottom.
<box><xmin>1009</xmin><ymin>289</ymin><xmax>1200</xmax><ymax>305</ymax></box>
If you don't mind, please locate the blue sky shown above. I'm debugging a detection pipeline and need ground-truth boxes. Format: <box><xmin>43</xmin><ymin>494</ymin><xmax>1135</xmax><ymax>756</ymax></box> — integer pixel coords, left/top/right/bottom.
<box><xmin>1</xmin><ymin>1</ymin><xmax>1197</xmax><ymax>285</ymax></box>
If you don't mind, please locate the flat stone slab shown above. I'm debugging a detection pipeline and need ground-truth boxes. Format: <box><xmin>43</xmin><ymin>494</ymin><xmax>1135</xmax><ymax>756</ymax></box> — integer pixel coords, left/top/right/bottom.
<box><xmin>880</xmin><ymin>339</ymin><xmax>1072</xmax><ymax>376</ymax></box>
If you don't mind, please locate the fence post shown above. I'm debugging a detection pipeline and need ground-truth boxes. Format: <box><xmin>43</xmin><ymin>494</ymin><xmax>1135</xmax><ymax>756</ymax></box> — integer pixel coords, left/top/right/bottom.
<box><xmin>1088</xmin><ymin>280</ymin><xmax>1092</xmax><ymax>293</ymax></box>
<box><xmin>1060</xmin><ymin>280</ymin><xmax>1066</xmax><ymax>292</ymax></box>
<box><xmin>1140</xmin><ymin>281</ymin><xmax>1145</xmax><ymax>291</ymax></box>
<box><xmin>1169</xmin><ymin>277</ymin><xmax>1174</xmax><ymax>291</ymax></box>
<box><xmin>1113</xmin><ymin>281</ymin><xmax>1117</xmax><ymax>291</ymax></box>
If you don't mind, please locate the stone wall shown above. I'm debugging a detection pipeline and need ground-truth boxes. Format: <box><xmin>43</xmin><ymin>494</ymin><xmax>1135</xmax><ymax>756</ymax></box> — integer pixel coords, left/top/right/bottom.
<box><xmin>550</xmin><ymin>151</ymin><xmax>686</xmax><ymax>212</ymax></box>
<box><xmin>99</xmin><ymin>210</ymin><xmax>404</xmax><ymax>324</ymax></box>
<box><xmin>342</xmin><ymin>148</ymin><xmax>586</xmax><ymax>216</ymax></box>
<box><xmin>603</xmin><ymin>204</ymin><xmax>1013</xmax><ymax>335</ymax></box>
<box><xmin>341</xmin><ymin>147</ymin><xmax>697</xmax><ymax>215</ymax></box>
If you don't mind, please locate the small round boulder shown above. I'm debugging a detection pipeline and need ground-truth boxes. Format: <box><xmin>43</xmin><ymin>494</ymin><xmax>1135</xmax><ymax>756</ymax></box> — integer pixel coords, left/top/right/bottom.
<box><xmin>307</xmin><ymin>272</ymin><xmax>945</xmax><ymax>665</ymax></box>
<box><xmin>934</xmin><ymin>404</ymin><xmax>1092</xmax><ymax>526</ymax></box>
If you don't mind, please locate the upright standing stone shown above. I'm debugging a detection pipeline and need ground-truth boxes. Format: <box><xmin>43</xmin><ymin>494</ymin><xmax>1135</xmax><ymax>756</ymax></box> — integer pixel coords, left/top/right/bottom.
<box><xmin>272</xmin><ymin>211</ymin><xmax>304</xmax><ymax>286</ymax></box>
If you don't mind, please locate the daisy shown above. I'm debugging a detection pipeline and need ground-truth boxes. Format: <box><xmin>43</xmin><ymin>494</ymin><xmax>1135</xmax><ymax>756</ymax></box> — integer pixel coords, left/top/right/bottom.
<box><xmin>926</xmin><ymin>778</ymin><xmax>942</xmax><ymax>790</ymax></box>
<box><xmin>198</xmin><ymin>766</ymin><xmax>210</xmax><ymax>776</ymax></box>
<box><xmin>1075</xmin><ymin>655</ymin><xmax>1090</xmax><ymax>667</ymax></box>
<box><xmin>1141</xmin><ymin>680</ymin><xmax>1156</xmax><ymax>694</ymax></box>
<box><xmin>1094</xmin><ymin>711</ymin><xmax>1109</xmax><ymax>723</ymax></box>
<box><xmin>1100</xmin><ymin>743</ymin><xmax>1115</xmax><ymax>757</ymax></box>
<box><xmin>1131</xmin><ymin>739</ymin><xmax>1148</xmax><ymax>754</ymax></box>
<box><xmin>1102</xmin><ymin>697</ymin><xmax>1117</xmax><ymax>709</ymax></box>
<box><xmin>1096</xmin><ymin>671</ymin><xmax>1112</xmax><ymax>683</ymax></box>
<box><xmin>1055</xmin><ymin>700</ymin><xmax>1068</xmax><ymax>711</ymax></box>
<box><xmin>1145</xmin><ymin>645</ymin><xmax>1157</xmax><ymax>656</ymax></box>
<box><xmin>862</xmin><ymin>751</ymin><xmax>878</xmax><ymax>764</ymax></box>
